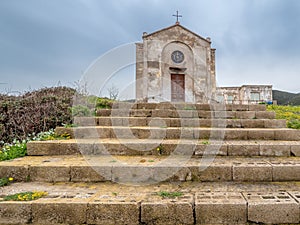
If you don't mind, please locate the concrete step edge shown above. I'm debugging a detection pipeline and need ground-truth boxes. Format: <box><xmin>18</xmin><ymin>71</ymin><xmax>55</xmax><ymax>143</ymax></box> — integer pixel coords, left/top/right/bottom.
<box><xmin>1</xmin><ymin>156</ymin><xmax>300</xmax><ymax>183</ymax></box>
<box><xmin>27</xmin><ymin>139</ymin><xmax>300</xmax><ymax>157</ymax></box>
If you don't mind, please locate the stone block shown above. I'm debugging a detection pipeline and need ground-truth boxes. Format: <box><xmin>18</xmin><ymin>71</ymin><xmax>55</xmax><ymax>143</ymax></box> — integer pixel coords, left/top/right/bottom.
<box><xmin>275</xmin><ymin>129</ymin><xmax>300</xmax><ymax>141</ymax></box>
<box><xmin>96</xmin><ymin>109</ymin><xmax>111</xmax><ymax>116</ymax></box>
<box><xmin>248</xmin><ymin>129</ymin><xmax>274</xmax><ymax>140</ymax></box>
<box><xmin>113</xmin><ymin>102</ymin><xmax>136</xmax><ymax>109</ymax></box>
<box><xmin>255</xmin><ymin>111</ymin><xmax>276</xmax><ymax>119</ymax></box>
<box><xmin>29</xmin><ymin>165</ymin><xmax>70</xmax><ymax>182</ymax></box>
<box><xmin>195</xmin><ymin>143</ymin><xmax>227</xmax><ymax>156</ymax></box>
<box><xmin>190</xmin><ymin>161</ymin><xmax>232</xmax><ymax>181</ymax></box>
<box><xmin>236</xmin><ymin>111</ymin><xmax>256</xmax><ymax>119</ymax></box>
<box><xmin>0</xmin><ymin>165</ymin><xmax>29</xmax><ymax>182</ymax></box>
<box><xmin>224</xmin><ymin>129</ymin><xmax>248</xmax><ymax>140</ymax></box>
<box><xmin>141</xmin><ymin>193</ymin><xmax>194</xmax><ymax>225</ymax></box>
<box><xmin>214</xmin><ymin>111</ymin><xmax>230</xmax><ymax>118</ymax></box>
<box><xmin>112</xmin><ymin>166</ymin><xmax>153</xmax><ymax>184</ymax></box>
<box><xmin>198</xmin><ymin>110</ymin><xmax>213</xmax><ymax>118</ymax></box>
<box><xmin>130</xmin><ymin>128</ymin><xmax>151</xmax><ymax>139</ymax></box>
<box><xmin>71</xmin><ymin>127</ymin><xmax>104</xmax><ymax>139</ymax></box>
<box><xmin>259</xmin><ymin>144</ymin><xmax>290</xmax><ymax>156</ymax></box>
<box><xmin>249</xmin><ymin>104</ymin><xmax>266</xmax><ymax>111</ymax></box>
<box><xmin>27</xmin><ymin>141</ymin><xmax>81</xmax><ymax>156</ymax></box>
<box><xmin>156</xmin><ymin>102</ymin><xmax>176</xmax><ymax>110</ymax></box>
<box><xmin>167</xmin><ymin>118</ymin><xmax>181</xmax><ymax>127</ymax></box>
<box><xmin>0</xmin><ymin>202</ymin><xmax>32</xmax><ymax>224</ymax></box>
<box><xmin>197</xmin><ymin>129</ymin><xmax>210</xmax><ymax>139</ymax></box>
<box><xmin>166</xmin><ymin>128</ymin><xmax>181</xmax><ymax>139</ymax></box>
<box><xmin>244</xmin><ymin>192</ymin><xmax>299</xmax><ymax>224</ymax></box>
<box><xmin>130</xmin><ymin>109</ymin><xmax>152</xmax><ymax>117</ymax></box>
<box><xmin>212</xmin><ymin>119</ymin><xmax>226</xmax><ymax>128</ymax></box>
<box><xmin>233</xmin><ymin>161</ymin><xmax>272</xmax><ymax>182</ymax></box>
<box><xmin>130</xmin><ymin>117</ymin><xmax>148</xmax><ymax>126</ymax></box>
<box><xmin>87</xmin><ymin>194</ymin><xmax>140</xmax><ymax>225</ymax></box>
<box><xmin>97</xmin><ymin>117</ymin><xmax>112</xmax><ymax>126</ymax></box>
<box><xmin>180</xmin><ymin>118</ymin><xmax>200</xmax><ymax>127</ymax></box>
<box><xmin>291</xmin><ymin>144</ymin><xmax>300</xmax><ymax>156</ymax></box>
<box><xmin>153</xmin><ymin>166</ymin><xmax>192</xmax><ymax>182</ymax></box>
<box><xmin>137</xmin><ymin>102</ymin><xmax>157</xmax><ymax>109</ymax></box>
<box><xmin>232</xmin><ymin>104</ymin><xmax>249</xmax><ymax>111</ymax></box>
<box><xmin>196</xmin><ymin>104</ymin><xmax>211</xmax><ymax>110</ymax></box>
<box><xmin>71</xmin><ymin>165</ymin><xmax>111</xmax><ymax>182</ymax></box>
<box><xmin>228</xmin><ymin>144</ymin><xmax>260</xmax><ymax>156</ymax></box>
<box><xmin>32</xmin><ymin>200</ymin><xmax>87</xmax><ymax>224</ymax></box>
<box><xmin>225</xmin><ymin>119</ymin><xmax>242</xmax><ymax>128</ymax></box>
<box><xmin>74</xmin><ymin>116</ymin><xmax>97</xmax><ymax>126</ymax></box>
<box><xmin>241</xmin><ymin>119</ymin><xmax>265</xmax><ymax>128</ymax></box>
<box><xmin>264</xmin><ymin>119</ymin><xmax>287</xmax><ymax>128</ymax></box>
<box><xmin>271</xmin><ymin>161</ymin><xmax>300</xmax><ymax>181</ymax></box>
<box><xmin>195</xmin><ymin>192</ymin><xmax>247</xmax><ymax>224</ymax></box>
<box><xmin>152</xmin><ymin>109</ymin><xmax>176</xmax><ymax>118</ymax></box>
<box><xmin>177</xmin><ymin>110</ymin><xmax>194</xmax><ymax>118</ymax></box>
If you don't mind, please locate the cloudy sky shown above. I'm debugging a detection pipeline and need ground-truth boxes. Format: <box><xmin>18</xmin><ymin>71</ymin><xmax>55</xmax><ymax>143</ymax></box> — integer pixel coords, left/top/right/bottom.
<box><xmin>0</xmin><ymin>0</ymin><xmax>299</xmax><ymax>96</ymax></box>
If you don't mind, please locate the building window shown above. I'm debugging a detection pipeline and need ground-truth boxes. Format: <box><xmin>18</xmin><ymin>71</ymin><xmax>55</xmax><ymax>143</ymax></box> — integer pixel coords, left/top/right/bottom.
<box><xmin>250</xmin><ymin>92</ymin><xmax>260</xmax><ymax>102</ymax></box>
<box><xmin>216</xmin><ymin>95</ymin><xmax>224</xmax><ymax>103</ymax></box>
<box><xmin>227</xmin><ymin>95</ymin><xmax>233</xmax><ymax>104</ymax></box>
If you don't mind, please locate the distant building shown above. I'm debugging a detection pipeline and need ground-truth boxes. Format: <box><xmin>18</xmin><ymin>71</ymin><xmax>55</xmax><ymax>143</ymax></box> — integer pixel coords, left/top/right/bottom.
<box><xmin>136</xmin><ymin>22</ymin><xmax>272</xmax><ymax>104</ymax></box>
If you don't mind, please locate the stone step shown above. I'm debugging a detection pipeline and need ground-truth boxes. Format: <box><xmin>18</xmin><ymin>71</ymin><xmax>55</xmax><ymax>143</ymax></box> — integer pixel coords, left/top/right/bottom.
<box><xmin>0</xmin><ymin>181</ymin><xmax>299</xmax><ymax>225</ymax></box>
<box><xmin>74</xmin><ymin>116</ymin><xmax>286</xmax><ymax>128</ymax></box>
<box><xmin>27</xmin><ymin>139</ymin><xmax>300</xmax><ymax>157</ymax></box>
<box><xmin>1</xmin><ymin>156</ymin><xmax>300</xmax><ymax>183</ymax></box>
<box><xmin>0</xmin><ymin>182</ymin><xmax>300</xmax><ymax>225</ymax></box>
<box><xmin>95</xmin><ymin>109</ymin><xmax>275</xmax><ymax>119</ymax></box>
<box><xmin>55</xmin><ymin>127</ymin><xmax>300</xmax><ymax>141</ymax></box>
<box><xmin>105</xmin><ymin>102</ymin><xmax>267</xmax><ymax>111</ymax></box>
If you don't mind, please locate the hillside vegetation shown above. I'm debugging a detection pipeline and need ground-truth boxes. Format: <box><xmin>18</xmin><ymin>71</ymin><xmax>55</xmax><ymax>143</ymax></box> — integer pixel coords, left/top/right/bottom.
<box><xmin>267</xmin><ymin>105</ymin><xmax>300</xmax><ymax>129</ymax></box>
<box><xmin>273</xmin><ymin>90</ymin><xmax>300</xmax><ymax>105</ymax></box>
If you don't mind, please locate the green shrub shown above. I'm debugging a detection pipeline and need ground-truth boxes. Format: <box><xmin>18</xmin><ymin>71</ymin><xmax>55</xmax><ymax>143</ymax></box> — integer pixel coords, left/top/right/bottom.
<box><xmin>95</xmin><ymin>98</ymin><xmax>114</xmax><ymax>109</ymax></box>
<box><xmin>0</xmin><ymin>87</ymin><xmax>75</xmax><ymax>144</ymax></box>
<box><xmin>287</xmin><ymin>119</ymin><xmax>300</xmax><ymax>129</ymax></box>
<box><xmin>267</xmin><ymin>105</ymin><xmax>300</xmax><ymax>129</ymax></box>
<box><xmin>71</xmin><ymin>105</ymin><xmax>92</xmax><ymax>117</ymax></box>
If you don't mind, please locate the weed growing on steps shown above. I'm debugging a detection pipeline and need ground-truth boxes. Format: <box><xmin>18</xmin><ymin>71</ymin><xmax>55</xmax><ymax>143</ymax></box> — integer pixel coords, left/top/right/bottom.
<box><xmin>157</xmin><ymin>191</ymin><xmax>183</xmax><ymax>199</ymax></box>
<box><xmin>156</xmin><ymin>144</ymin><xmax>163</xmax><ymax>155</ymax></box>
<box><xmin>63</xmin><ymin>123</ymin><xmax>78</xmax><ymax>128</ymax></box>
<box><xmin>0</xmin><ymin>129</ymin><xmax>71</xmax><ymax>162</ymax></box>
<box><xmin>31</xmin><ymin>129</ymin><xmax>71</xmax><ymax>141</ymax></box>
<box><xmin>0</xmin><ymin>140</ymin><xmax>27</xmax><ymax>161</ymax></box>
<box><xmin>0</xmin><ymin>177</ymin><xmax>13</xmax><ymax>187</ymax></box>
<box><xmin>201</xmin><ymin>140</ymin><xmax>210</xmax><ymax>145</ymax></box>
<box><xmin>2</xmin><ymin>191</ymin><xmax>48</xmax><ymax>201</ymax></box>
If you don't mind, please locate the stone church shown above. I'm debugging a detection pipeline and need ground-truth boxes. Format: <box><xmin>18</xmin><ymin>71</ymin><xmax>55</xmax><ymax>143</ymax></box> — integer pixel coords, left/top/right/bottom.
<box><xmin>135</xmin><ymin>22</ymin><xmax>273</xmax><ymax>104</ymax></box>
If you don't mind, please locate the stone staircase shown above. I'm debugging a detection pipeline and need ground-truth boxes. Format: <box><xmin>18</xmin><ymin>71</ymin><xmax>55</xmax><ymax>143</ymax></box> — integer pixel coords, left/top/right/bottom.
<box><xmin>1</xmin><ymin>103</ymin><xmax>300</xmax><ymax>224</ymax></box>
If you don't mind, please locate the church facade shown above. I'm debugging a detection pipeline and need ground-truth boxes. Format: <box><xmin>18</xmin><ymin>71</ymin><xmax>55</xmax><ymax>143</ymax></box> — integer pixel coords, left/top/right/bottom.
<box><xmin>136</xmin><ymin>23</ymin><xmax>273</xmax><ymax>104</ymax></box>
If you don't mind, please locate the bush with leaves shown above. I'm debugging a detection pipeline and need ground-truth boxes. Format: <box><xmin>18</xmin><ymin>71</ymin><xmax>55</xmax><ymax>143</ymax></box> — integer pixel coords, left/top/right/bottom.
<box><xmin>0</xmin><ymin>87</ymin><xmax>76</xmax><ymax>144</ymax></box>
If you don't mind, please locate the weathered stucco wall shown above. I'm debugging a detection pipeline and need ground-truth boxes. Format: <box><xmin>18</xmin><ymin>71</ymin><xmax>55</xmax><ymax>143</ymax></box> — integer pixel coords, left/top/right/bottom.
<box><xmin>216</xmin><ymin>85</ymin><xmax>273</xmax><ymax>104</ymax></box>
<box><xmin>135</xmin><ymin>24</ymin><xmax>216</xmax><ymax>103</ymax></box>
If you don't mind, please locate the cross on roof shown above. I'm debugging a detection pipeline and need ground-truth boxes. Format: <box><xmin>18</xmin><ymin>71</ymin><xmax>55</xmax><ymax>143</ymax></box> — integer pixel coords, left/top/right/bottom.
<box><xmin>173</xmin><ymin>10</ymin><xmax>182</xmax><ymax>24</ymax></box>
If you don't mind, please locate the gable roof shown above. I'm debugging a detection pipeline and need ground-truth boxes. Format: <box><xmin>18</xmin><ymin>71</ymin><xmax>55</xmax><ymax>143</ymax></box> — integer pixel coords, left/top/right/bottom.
<box><xmin>143</xmin><ymin>23</ymin><xmax>211</xmax><ymax>44</ymax></box>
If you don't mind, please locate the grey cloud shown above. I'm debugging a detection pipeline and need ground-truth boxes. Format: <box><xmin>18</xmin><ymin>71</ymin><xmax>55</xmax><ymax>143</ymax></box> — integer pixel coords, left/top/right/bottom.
<box><xmin>0</xmin><ymin>0</ymin><xmax>299</xmax><ymax>94</ymax></box>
